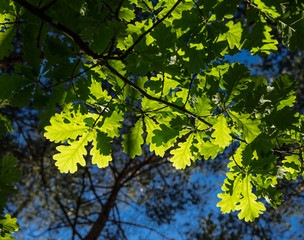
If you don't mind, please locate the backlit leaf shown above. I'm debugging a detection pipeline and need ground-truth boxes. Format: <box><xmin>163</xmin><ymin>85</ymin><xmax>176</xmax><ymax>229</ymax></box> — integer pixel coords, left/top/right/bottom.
<box><xmin>122</xmin><ymin>118</ymin><xmax>144</xmax><ymax>158</ymax></box>
<box><xmin>236</xmin><ymin>175</ymin><xmax>266</xmax><ymax>222</ymax></box>
<box><xmin>53</xmin><ymin>131</ymin><xmax>91</xmax><ymax>173</ymax></box>
<box><xmin>211</xmin><ymin>114</ymin><xmax>232</xmax><ymax>148</ymax></box>
<box><xmin>229</xmin><ymin>111</ymin><xmax>261</xmax><ymax>143</ymax></box>
<box><xmin>170</xmin><ymin>132</ymin><xmax>194</xmax><ymax>169</ymax></box>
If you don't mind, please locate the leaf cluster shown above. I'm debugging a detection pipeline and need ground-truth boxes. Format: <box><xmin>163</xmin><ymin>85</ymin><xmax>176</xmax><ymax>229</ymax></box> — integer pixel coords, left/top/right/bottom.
<box><xmin>0</xmin><ymin>0</ymin><xmax>304</xmax><ymax>224</ymax></box>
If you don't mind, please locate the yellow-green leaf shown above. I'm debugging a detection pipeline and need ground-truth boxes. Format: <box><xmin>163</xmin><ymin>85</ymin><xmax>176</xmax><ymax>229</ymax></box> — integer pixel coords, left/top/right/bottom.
<box><xmin>170</xmin><ymin>133</ymin><xmax>194</xmax><ymax>169</ymax></box>
<box><xmin>211</xmin><ymin>114</ymin><xmax>232</xmax><ymax>148</ymax></box>
<box><xmin>53</xmin><ymin>131</ymin><xmax>91</xmax><ymax>173</ymax></box>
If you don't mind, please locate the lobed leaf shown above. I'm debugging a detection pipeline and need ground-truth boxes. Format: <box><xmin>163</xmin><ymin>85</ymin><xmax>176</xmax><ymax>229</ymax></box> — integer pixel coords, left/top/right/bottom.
<box><xmin>236</xmin><ymin>175</ymin><xmax>266</xmax><ymax>222</ymax></box>
<box><xmin>122</xmin><ymin>118</ymin><xmax>144</xmax><ymax>158</ymax></box>
<box><xmin>229</xmin><ymin>111</ymin><xmax>261</xmax><ymax>143</ymax></box>
<box><xmin>89</xmin><ymin>130</ymin><xmax>112</xmax><ymax>168</ymax></box>
<box><xmin>170</xmin><ymin>132</ymin><xmax>194</xmax><ymax>169</ymax></box>
<box><xmin>53</xmin><ymin>131</ymin><xmax>91</xmax><ymax>173</ymax></box>
<box><xmin>211</xmin><ymin>114</ymin><xmax>232</xmax><ymax>148</ymax></box>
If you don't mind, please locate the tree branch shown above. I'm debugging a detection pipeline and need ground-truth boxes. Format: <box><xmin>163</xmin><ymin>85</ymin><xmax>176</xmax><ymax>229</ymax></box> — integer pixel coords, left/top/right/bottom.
<box><xmin>110</xmin><ymin>220</ymin><xmax>174</xmax><ymax>240</ymax></box>
<box><xmin>13</xmin><ymin>0</ymin><xmax>113</xmax><ymax>60</ymax></box>
<box><xmin>83</xmin><ymin>174</ymin><xmax>123</xmax><ymax>240</ymax></box>
<box><xmin>105</xmin><ymin>62</ymin><xmax>213</xmax><ymax>127</ymax></box>
<box><xmin>55</xmin><ymin>195</ymin><xmax>84</xmax><ymax>240</ymax></box>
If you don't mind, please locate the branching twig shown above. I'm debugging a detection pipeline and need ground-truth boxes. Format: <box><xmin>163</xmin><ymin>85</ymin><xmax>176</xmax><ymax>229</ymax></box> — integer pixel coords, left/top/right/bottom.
<box><xmin>191</xmin><ymin>0</ymin><xmax>207</xmax><ymax>22</ymax></box>
<box><xmin>120</xmin><ymin>0</ymin><xmax>183</xmax><ymax>59</ymax></box>
<box><xmin>115</xmin><ymin>0</ymin><xmax>125</xmax><ymax>20</ymax></box>
<box><xmin>183</xmin><ymin>75</ymin><xmax>195</xmax><ymax>108</ymax></box>
<box><xmin>105</xmin><ymin>62</ymin><xmax>213</xmax><ymax>127</ymax></box>
<box><xmin>55</xmin><ymin>195</ymin><xmax>84</xmax><ymax>240</ymax></box>
<box><xmin>14</xmin><ymin>0</ymin><xmax>113</xmax><ymax>60</ymax></box>
<box><xmin>91</xmin><ymin>83</ymin><xmax>127</xmax><ymax>129</ymax></box>
<box><xmin>72</xmin><ymin>172</ymin><xmax>86</xmax><ymax>240</ymax></box>
<box><xmin>110</xmin><ymin>220</ymin><xmax>173</xmax><ymax>240</ymax></box>
<box><xmin>51</xmin><ymin>63</ymin><xmax>99</xmax><ymax>88</ymax></box>
<box><xmin>85</xmin><ymin>167</ymin><xmax>104</xmax><ymax>208</ymax></box>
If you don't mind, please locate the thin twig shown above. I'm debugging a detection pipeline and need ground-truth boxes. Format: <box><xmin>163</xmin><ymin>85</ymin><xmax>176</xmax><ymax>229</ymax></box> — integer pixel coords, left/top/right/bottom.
<box><xmin>120</xmin><ymin>0</ymin><xmax>183</xmax><ymax>59</ymax></box>
<box><xmin>85</xmin><ymin>167</ymin><xmax>104</xmax><ymax>208</ymax></box>
<box><xmin>51</xmin><ymin>63</ymin><xmax>99</xmax><ymax>88</ymax></box>
<box><xmin>110</xmin><ymin>220</ymin><xmax>173</xmax><ymax>240</ymax></box>
<box><xmin>72</xmin><ymin>172</ymin><xmax>86</xmax><ymax>240</ymax></box>
<box><xmin>115</xmin><ymin>0</ymin><xmax>125</xmax><ymax>20</ymax></box>
<box><xmin>55</xmin><ymin>195</ymin><xmax>84</xmax><ymax>240</ymax></box>
<box><xmin>91</xmin><ymin>83</ymin><xmax>127</xmax><ymax>129</ymax></box>
<box><xmin>105</xmin><ymin>62</ymin><xmax>213</xmax><ymax>127</ymax></box>
<box><xmin>183</xmin><ymin>75</ymin><xmax>195</xmax><ymax>108</ymax></box>
<box><xmin>71</xmin><ymin>59</ymin><xmax>81</xmax><ymax>99</ymax></box>
<box><xmin>191</xmin><ymin>0</ymin><xmax>207</xmax><ymax>22</ymax></box>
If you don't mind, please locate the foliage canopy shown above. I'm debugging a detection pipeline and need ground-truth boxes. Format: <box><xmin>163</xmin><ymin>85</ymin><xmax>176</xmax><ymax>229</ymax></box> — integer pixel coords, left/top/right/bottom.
<box><xmin>1</xmin><ymin>0</ymin><xmax>304</xmax><ymax>237</ymax></box>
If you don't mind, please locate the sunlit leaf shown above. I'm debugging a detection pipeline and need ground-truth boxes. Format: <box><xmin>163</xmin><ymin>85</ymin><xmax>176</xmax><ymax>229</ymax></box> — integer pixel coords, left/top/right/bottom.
<box><xmin>211</xmin><ymin>114</ymin><xmax>232</xmax><ymax>148</ymax></box>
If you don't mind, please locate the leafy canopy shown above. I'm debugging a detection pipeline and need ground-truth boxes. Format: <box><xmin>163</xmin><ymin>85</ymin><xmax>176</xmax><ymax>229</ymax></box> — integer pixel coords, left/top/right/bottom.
<box><xmin>1</xmin><ymin>0</ymin><xmax>304</xmax><ymax>224</ymax></box>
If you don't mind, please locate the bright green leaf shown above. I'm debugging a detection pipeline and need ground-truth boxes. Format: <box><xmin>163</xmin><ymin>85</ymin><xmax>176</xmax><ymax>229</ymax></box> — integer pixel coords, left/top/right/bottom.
<box><xmin>170</xmin><ymin>132</ymin><xmax>194</xmax><ymax>169</ymax></box>
<box><xmin>229</xmin><ymin>111</ymin><xmax>261</xmax><ymax>143</ymax></box>
<box><xmin>53</xmin><ymin>131</ymin><xmax>91</xmax><ymax>173</ymax></box>
<box><xmin>236</xmin><ymin>175</ymin><xmax>266</xmax><ymax>222</ymax></box>
<box><xmin>211</xmin><ymin>114</ymin><xmax>232</xmax><ymax>148</ymax></box>
<box><xmin>89</xmin><ymin>130</ymin><xmax>112</xmax><ymax>168</ymax></box>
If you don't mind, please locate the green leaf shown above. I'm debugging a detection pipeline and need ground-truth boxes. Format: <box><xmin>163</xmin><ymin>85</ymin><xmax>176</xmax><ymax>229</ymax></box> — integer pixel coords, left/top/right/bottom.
<box><xmin>249</xmin><ymin>17</ymin><xmax>278</xmax><ymax>55</ymax></box>
<box><xmin>170</xmin><ymin>132</ymin><xmax>194</xmax><ymax>169</ymax></box>
<box><xmin>150</xmin><ymin>73</ymin><xmax>180</xmax><ymax>96</ymax></box>
<box><xmin>0</xmin><ymin>214</ymin><xmax>19</xmax><ymax>235</ymax></box>
<box><xmin>122</xmin><ymin>118</ymin><xmax>144</xmax><ymax>158</ymax></box>
<box><xmin>88</xmin><ymin>76</ymin><xmax>111</xmax><ymax>104</ymax></box>
<box><xmin>272</xmin><ymin>74</ymin><xmax>297</xmax><ymax>110</ymax></box>
<box><xmin>53</xmin><ymin>131</ymin><xmax>91</xmax><ymax>173</ymax></box>
<box><xmin>218</xmin><ymin>173</ymin><xmax>266</xmax><ymax>222</ymax></box>
<box><xmin>265</xmin><ymin>107</ymin><xmax>298</xmax><ymax>131</ymax></box>
<box><xmin>236</xmin><ymin>175</ymin><xmax>266</xmax><ymax>222</ymax></box>
<box><xmin>217</xmin><ymin>173</ymin><xmax>243</xmax><ymax>213</ymax></box>
<box><xmin>282</xmin><ymin>153</ymin><xmax>301</xmax><ymax>180</ymax></box>
<box><xmin>151</xmin><ymin>123</ymin><xmax>180</xmax><ymax>157</ymax></box>
<box><xmin>254</xmin><ymin>174</ymin><xmax>283</xmax><ymax>208</ymax></box>
<box><xmin>223</xmin><ymin>21</ymin><xmax>243</xmax><ymax>49</ymax></box>
<box><xmin>89</xmin><ymin>130</ymin><xmax>112</xmax><ymax>168</ymax></box>
<box><xmin>0</xmin><ymin>214</ymin><xmax>19</xmax><ymax>239</ymax></box>
<box><xmin>196</xmin><ymin>132</ymin><xmax>222</xmax><ymax>160</ymax></box>
<box><xmin>229</xmin><ymin>111</ymin><xmax>261</xmax><ymax>143</ymax></box>
<box><xmin>99</xmin><ymin>110</ymin><xmax>124</xmax><ymax>138</ymax></box>
<box><xmin>252</xmin><ymin>0</ymin><xmax>281</xmax><ymax>18</ymax></box>
<box><xmin>44</xmin><ymin>105</ymin><xmax>90</xmax><ymax>143</ymax></box>
<box><xmin>0</xmin><ymin>114</ymin><xmax>13</xmax><ymax>135</ymax></box>
<box><xmin>0</xmin><ymin>12</ymin><xmax>16</xmax><ymax>59</ymax></box>
<box><xmin>119</xmin><ymin>7</ymin><xmax>135</xmax><ymax>22</ymax></box>
<box><xmin>0</xmin><ymin>156</ymin><xmax>20</xmax><ymax>211</ymax></box>
<box><xmin>211</xmin><ymin>114</ymin><xmax>232</xmax><ymax>148</ymax></box>
<box><xmin>144</xmin><ymin>116</ymin><xmax>164</xmax><ymax>156</ymax></box>
<box><xmin>220</xmin><ymin>63</ymin><xmax>251</xmax><ymax>106</ymax></box>
<box><xmin>192</xmin><ymin>94</ymin><xmax>212</xmax><ymax>116</ymax></box>
<box><xmin>117</xmin><ymin>34</ymin><xmax>133</xmax><ymax>51</ymax></box>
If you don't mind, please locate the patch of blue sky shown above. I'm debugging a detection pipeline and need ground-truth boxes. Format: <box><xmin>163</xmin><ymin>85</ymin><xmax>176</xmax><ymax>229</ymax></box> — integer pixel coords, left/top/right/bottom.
<box><xmin>224</xmin><ymin>49</ymin><xmax>262</xmax><ymax>75</ymax></box>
